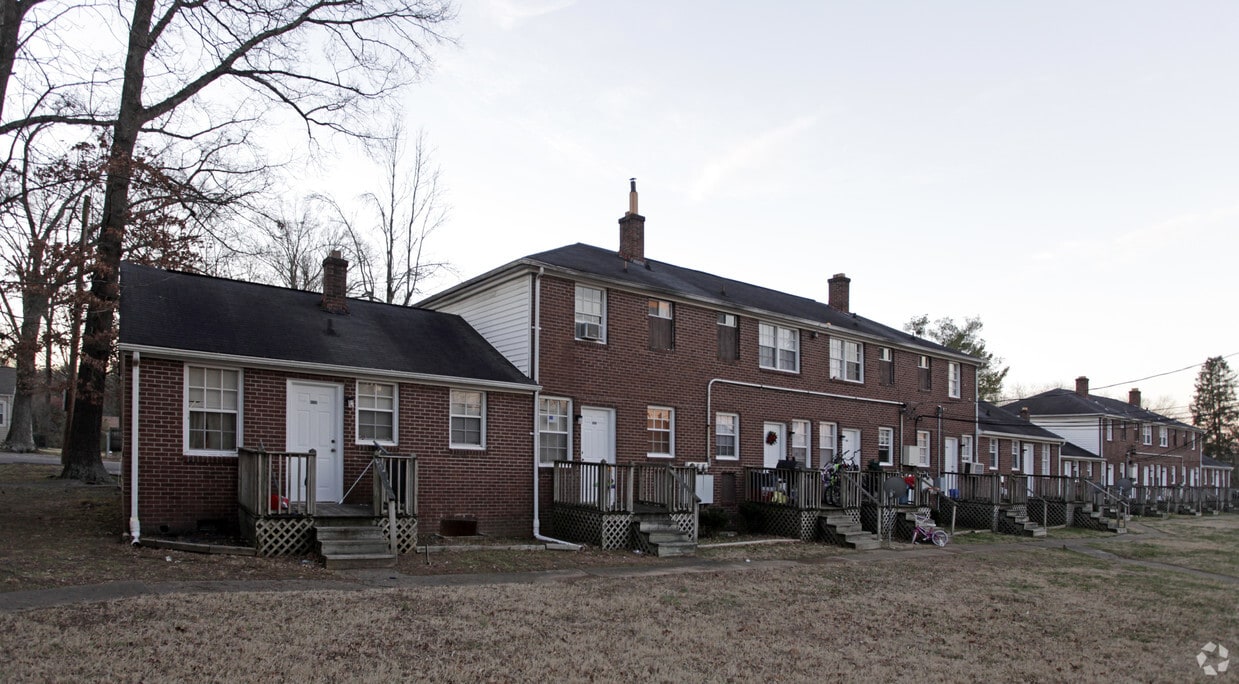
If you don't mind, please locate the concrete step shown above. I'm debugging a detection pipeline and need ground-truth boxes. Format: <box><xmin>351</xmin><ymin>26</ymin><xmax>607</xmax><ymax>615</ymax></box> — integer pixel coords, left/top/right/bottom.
<box><xmin>324</xmin><ymin>553</ymin><xmax>398</xmax><ymax>570</ymax></box>
<box><xmin>316</xmin><ymin>526</ymin><xmax>387</xmax><ymax>541</ymax></box>
<box><xmin>652</xmin><ymin>541</ymin><xmax>697</xmax><ymax>557</ymax></box>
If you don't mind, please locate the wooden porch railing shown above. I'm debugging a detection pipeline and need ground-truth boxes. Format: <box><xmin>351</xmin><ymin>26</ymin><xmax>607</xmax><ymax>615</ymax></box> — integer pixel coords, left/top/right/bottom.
<box><xmin>552</xmin><ymin>461</ymin><xmax>696</xmax><ymax>513</ymax></box>
<box><xmin>743</xmin><ymin>467</ymin><xmax>824</xmax><ymax>508</ymax></box>
<box><xmin>238</xmin><ymin>446</ymin><xmax>316</xmax><ymax>517</ymax></box>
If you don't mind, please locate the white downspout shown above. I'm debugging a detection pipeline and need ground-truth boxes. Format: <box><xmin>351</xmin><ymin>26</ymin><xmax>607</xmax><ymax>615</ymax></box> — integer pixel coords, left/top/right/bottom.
<box><xmin>129</xmin><ymin>351</ymin><xmax>141</xmax><ymax>545</ymax></box>
<box><xmin>530</xmin><ymin>268</ymin><xmax>581</xmax><ymax>550</ymax></box>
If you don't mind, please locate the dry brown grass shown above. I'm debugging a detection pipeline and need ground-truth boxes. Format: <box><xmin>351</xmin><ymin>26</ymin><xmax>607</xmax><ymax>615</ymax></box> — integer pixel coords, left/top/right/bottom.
<box><xmin>2</xmin><ymin>548</ymin><xmax>1234</xmax><ymax>682</ymax></box>
<box><xmin>3</xmin><ymin>463</ymin><xmax>1238</xmax><ymax>682</ymax></box>
<box><xmin>1097</xmin><ymin>515</ymin><xmax>1239</xmax><ymax>577</ymax></box>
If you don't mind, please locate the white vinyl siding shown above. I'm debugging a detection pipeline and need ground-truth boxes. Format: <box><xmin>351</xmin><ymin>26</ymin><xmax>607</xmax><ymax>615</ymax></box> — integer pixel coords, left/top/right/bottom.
<box><xmin>438</xmin><ymin>276</ymin><xmax>532</xmax><ymax>374</ymax></box>
<box><xmin>829</xmin><ymin>338</ymin><xmax>863</xmax><ymax>383</ymax></box>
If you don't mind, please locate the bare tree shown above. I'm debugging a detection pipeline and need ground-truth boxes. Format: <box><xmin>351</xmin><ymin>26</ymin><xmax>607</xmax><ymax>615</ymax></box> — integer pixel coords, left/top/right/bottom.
<box><xmin>55</xmin><ymin>0</ymin><xmax>455</xmax><ymax>482</ymax></box>
<box><xmin>360</xmin><ymin>123</ymin><xmax>449</xmax><ymax>305</ymax></box>
<box><xmin>252</xmin><ymin>196</ymin><xmax>344</xmax><ymax>290</ymax></box>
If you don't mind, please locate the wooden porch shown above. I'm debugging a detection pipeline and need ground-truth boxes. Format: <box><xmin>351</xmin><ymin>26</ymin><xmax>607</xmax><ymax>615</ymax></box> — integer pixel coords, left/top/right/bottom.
<box><xmin>549</xmin><ymin>461</ymin><xmax>699</xmax><ymax>555</ymax></box>
<box><xmin>236</xmin><ymin>447</ymin><xmax>419</xmax><ymax>558</ymax></box>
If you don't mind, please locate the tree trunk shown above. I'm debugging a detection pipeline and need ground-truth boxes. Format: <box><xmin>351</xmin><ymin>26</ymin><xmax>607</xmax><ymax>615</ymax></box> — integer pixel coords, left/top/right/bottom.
<box><xmin>60</xmin><ymin>0</ymin><xmax>152</xmax><ymax>484</ymax></box>
<box><xmin>3</xmin><ymin>279</ymin><xmax>46</xmax><ymax>451</ymax></box>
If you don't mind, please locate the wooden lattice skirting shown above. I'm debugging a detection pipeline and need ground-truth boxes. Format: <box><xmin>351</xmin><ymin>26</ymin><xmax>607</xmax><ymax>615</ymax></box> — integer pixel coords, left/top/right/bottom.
<box><xmin>244</xmin><ymin>513</ymin><xmax>419</xmax><ymax>557</ymax></box>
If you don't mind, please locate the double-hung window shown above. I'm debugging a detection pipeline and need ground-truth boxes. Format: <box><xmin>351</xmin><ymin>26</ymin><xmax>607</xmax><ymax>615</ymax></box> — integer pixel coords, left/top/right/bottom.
<box><xmin>1011</xmin><ymin>441</ymin><xmax>1020</xmax><ymax>470</ymax></box>
<box><xmin>648</xmin><ymin>299</ymin><xmax>674</xmax><ymax>351</ymax></box>
<box><xmin>186</xmin><ymin>366</ymin><xmax>241</xmax><ymax>453</ymax></box>
<box><xmin>450</xmin><ymin>389</ymin><xmax>485</xmax><ymax>448</ymax></box>
<box><xmin>961</xmin><ymin>435</ymin><xmax>973</xmax><ymax>464</ymax></box>
<box><xmin>574</xmin><ymin>285</ymin><xmax>605</xmax><ymax>342</ymax></box>
<box><xmin>647</xmin><ymin>407</ymin><xmax>674</xmax><ymax>458</ymax></box>
<box><xmin>758</xmin><ymin>322</ymin><xmax>799</xmax><ymax>372</ymax></box>
<box><xmin>878</xmin><ymin>347</ymin><xmax>894</xmax><ymax>385</ymax></box>
<box><xmin>1106</xmin><ymin>419</ymin><xmax>1113</xmax><ymax>441</ymax></box>
<box><xmin>1158</xmin><ymin>426</ymin><xmax>1168</xmax><ymax>448</ymax></box>
<box><xmin>1041</xmin><ymin>444</ymin><xmax>1050</xmax><ymax>475</ymax></box>
<box><xmin>916</xmin><ymin>430</ymin><xmax>930</xmax><ymax>467</ymax></box>
<box><xmin>819</xmin><ymin>422</ymin><xmax>838</xmax><ymax>463</ymax></box>
<box><xmin>1142</xmin><ymin>424</ymin><xmax>1152</xmax><ymax>446</ymax></box>
<box><xmin>877</xmin><ymin>427</ymin><xmax>894</xmax><ymax>466</ymax></box>
<box><xmin>538</xmin><ymin>397</ymin><xmax>570</xmax><ymax>465</ymax></box>
<box><xmin>717</xmin><ymin>313</ymin><xmax>739</xmax><ymax>360</ymax></box>
<box><xmin>790</xmin><ymin>419</ymin><xmax>810</xmax><ymax>466</ymax></box>
<box><xmin>989</xmin><ymin>439</ymin><xmax>999</xmax><ymax>469</ymax></box>
<box><xmin>356</xmin><ymin>381</ymin><xmax>396</xmax><ymax>444</ymax></box>
<box><xmin>947</xmin><ymin>362</ymin><xmax>960</xmax><ymax>398</ymax></box>
<box><xmin>715</xmin><ymin>413</ymin><xmax>738</xmax><ymax>460</ymax></box>
<box><xmin>829</xmin><ymin>338</ymin><xmax>863</xmax><ymax>382</ymax></box>
<box><xmin>918</xmin><ymin>356</ymin><xmax>932</xmax><ymax>391</ymax></box>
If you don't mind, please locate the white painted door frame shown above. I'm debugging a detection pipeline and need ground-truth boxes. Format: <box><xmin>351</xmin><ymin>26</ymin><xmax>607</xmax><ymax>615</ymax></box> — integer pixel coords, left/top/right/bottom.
<box><xmin>286</xmin><ymin>380</ymin><xmax>344</xmax><ymax>504</ymax></box>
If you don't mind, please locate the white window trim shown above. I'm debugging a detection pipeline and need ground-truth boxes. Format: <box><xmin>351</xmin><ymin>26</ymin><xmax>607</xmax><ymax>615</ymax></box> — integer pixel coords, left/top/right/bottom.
<box><xmin>355</xmin><ymin>380</ymin><xmax>398</xmax><ymax>446</ymax></box>
<box><xmin>989</xmin><ymin>439</ymin><xmax>999</xmax><ymax>470</ymax></box>
<box><xmin>449</xmin><ymin>389</ymin><xmax>486</xmax><ymax>450</ymax></box>
<box><xmin>574</xmin><ymin>284</ymin><xmax>606</xmax><ymax>343</ymax></box>
<box><xmin>1011</xmin><ymin>441</ymin><xmax>1020</xmax><ymax>471</ymax></box>
<box><xmin>916</xmin><ymin>430</ymin><xmax>930</xmax><ymax>467</ymax></box>
<box><xmin>538</xmin><ymin>396</ymin><xmax>572</xmax><ymax>467</ymax></box>
<box><xmin>758</xmin><ymin>321</ymin><xmax>800</xmax><ymax>373</ymax></box>
<box><xmin>1158</xmin><ymin>426</ymin><xmax>1168</xmax><ymax>448</ymax></box>
<box><xmin>647</xmin><ymin>406</ymin><xmax>675</xmax><ymax>459</ymax></box>
<box><xmin>961</xmin><ymin>434</ymin><xmax>973</xmax><ymax>463</ymax></box>
<box><xmin>829</xmin><ymin>338</ymin><xmax>864</xmax><ymax>383</ymax></box>
<box><xmin>1105</xmin><ymin>419</ymin><xmax>1113</xmax><ymax>442</ymax></box>
<box><xmin>948</xmin><ymin>361</ymin><xmax>960</xmax><ymax>398</ymax></box>
<box><xmin>1142</xmin><ymin>424</ymin><xmax>1152</xmax><ymax>446</ymax></box>
<box><xmin>184</xmin><ymin>365</ymin><xmax>243</xmax><ymax>456</ymax></box>
<box><xmin>1041</xmin><ymin>444</ymin><xmax>1050</xmax><ymax>475</ymax></box>
<box><xmin>877</xmin><ymin>427</ymin><xmax>895</xmax><ymax>466</ymax></box>
<box><xmin>791</xmin><ymin>419</ymin><xmax>811</xmax><ymax>466</ymax></box>
<box><xmin>819</xmin><ymin>422</ymin><xmax>838</xmax><ymax>463</ymax></box>
<box><xmin>715</xmin><ymin>412</ymin><xmax>739</xmax><ymax>461</ymax></box>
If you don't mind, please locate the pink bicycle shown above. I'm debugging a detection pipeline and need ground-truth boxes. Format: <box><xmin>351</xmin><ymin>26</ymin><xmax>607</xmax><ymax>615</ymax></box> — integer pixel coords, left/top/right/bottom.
<box><xmin>911</xmin><ymin>512</ymin><xmax>949</xmax><ymax>547</ymax></box>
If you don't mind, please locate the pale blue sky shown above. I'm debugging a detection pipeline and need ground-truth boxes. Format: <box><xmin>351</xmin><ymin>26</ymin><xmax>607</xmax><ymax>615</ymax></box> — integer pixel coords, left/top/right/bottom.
<box><xmin>311</xmin><ymin>1</ymin><xmax>1239</xmax><ymax>417</ymax></box>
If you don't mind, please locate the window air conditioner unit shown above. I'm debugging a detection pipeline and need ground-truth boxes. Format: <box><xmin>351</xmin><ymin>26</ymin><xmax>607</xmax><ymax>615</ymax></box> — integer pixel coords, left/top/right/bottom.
<box><xmin>902</xmin><ymin>446</ymin><xmax>921</xmax><ymax>466</ymax></box>
<box><xmin>964</xmin><ymin>461</ymin><xmax>985</xmax><ymax>475</ymax></box>
<box><xmin>575</xmin><ymin>322</ymin><xmax>602</xmax><ymax>341</ymax></box>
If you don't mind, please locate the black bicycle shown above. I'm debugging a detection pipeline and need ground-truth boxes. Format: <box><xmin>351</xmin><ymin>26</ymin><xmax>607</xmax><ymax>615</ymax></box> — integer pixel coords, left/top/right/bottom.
<box><xmin>821</xmin><ymin>454</ymin><xmax>844</xmax><ymax>506</ymax></box>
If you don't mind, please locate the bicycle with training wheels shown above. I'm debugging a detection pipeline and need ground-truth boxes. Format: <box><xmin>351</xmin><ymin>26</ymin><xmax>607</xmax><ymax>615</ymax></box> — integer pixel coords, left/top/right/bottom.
<box><xmin>911</xmin><ymin>512</ymin><xmax>949</xmax><ymax>547</ymax></box>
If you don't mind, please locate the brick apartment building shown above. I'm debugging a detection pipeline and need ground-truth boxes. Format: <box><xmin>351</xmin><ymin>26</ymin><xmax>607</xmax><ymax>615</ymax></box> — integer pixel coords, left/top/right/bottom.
<box><xmin>117</xmin><ymin>258</ymin><xmax>538</xmax><ymax>539</ymax></box>
<box><xmin>1006</xmin><ymin>376</ymin><xmax>1206</xmax><ymax>487</ymax></box>
<box><xmin>976</xmin><ymin>400</ymin><xmax>1065</xmax><ymax>482</ymax></box>
<box><xmin>420</xmin><ymin>183</ymin><xmax>984</xmax><ymax>513</ymax></box>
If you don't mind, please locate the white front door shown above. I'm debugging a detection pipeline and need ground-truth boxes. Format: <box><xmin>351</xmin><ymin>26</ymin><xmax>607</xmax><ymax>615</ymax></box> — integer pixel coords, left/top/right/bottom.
<box><xmin>287</xmin><ymin>381</ymin><xmax>342</xmax><ymax>503</ymax></box>
<box><xmin>840</xmin><ymin>428</ymin><xmax>861</xmax><ymax>469</ymax></box>
<box><xmin>944</xmin><ymin>437</ymin><xmax>959</xmax><ymax>494</ymax></box>
<box><xmin>579</xmin><ymin>408</ymin><xmax>615</xmax><ymax>507</ymax></box>
<box><xmin>763</xmin><ymin>422</ymin><xmax>785</xmax><ymax>468</ymax></box>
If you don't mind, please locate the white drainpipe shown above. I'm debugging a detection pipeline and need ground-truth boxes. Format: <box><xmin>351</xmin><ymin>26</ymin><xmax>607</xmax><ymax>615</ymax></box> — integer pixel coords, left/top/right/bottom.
<box><xmin>129</xmin><ymin>351</ymin><xmax>141</xmax><ymax>545</ymax></box>
<box><xmin>529</xmin><ymin>267</ymin><xmax>580</xmax><ymax>550</ymax></box>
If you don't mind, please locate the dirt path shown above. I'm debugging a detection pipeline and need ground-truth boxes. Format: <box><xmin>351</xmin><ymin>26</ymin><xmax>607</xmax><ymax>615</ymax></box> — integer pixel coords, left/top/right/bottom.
<box><xmin>6</xmin><ymin>525</ymin><xmax>1235</xmax><ymax>613</ymax></box>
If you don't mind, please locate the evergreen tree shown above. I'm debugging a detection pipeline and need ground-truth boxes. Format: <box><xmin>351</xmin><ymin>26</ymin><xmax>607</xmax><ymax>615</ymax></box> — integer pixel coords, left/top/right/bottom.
<box><xmin>1190</xmin><ymin>356</ymin><xmax>1239</xmax><ymax>462</ymax></box>
<box><xmin>905</xmin><ymin>315</ymin><xmax>1009</xmax><ymax>401</ymax></box>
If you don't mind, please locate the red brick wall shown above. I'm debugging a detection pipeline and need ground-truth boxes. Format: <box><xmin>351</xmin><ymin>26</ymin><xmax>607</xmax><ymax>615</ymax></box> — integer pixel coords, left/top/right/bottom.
<box><xmin>980</xmin><ymin>436</ymin><xmax>1062</xmax><ymax>476</ymax></box>
<box><xmin>121</xmin><ymin>353</ymin><xmax>534</xmax><ymax>538</ymax></box>
<box><xmin>1099</xmin><ymin>418</ymin><xmax>1204</xmax><ymax>485</ymax></box>
<box><xmin>535</xmin><ymin>275</ymin><xmax>980</xmax><ymax>505</ymax></box>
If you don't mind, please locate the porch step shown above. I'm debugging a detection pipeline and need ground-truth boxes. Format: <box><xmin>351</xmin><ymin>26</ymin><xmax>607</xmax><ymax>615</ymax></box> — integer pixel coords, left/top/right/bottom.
<box><xmin>315</xmin><ymin>523</ymin><xmax>396</xmax><ymax>569</ymax></box>
<box><xmin>999</xmin><ymin>509</ymin><xmax>1046</xmax><ymax>537</ymax></box>
<box><xmin>635</xmin><ymin>518</ymin><xmax>696</xmax><ymax>557</ymax></box>
<box><xmin>821</xmin><ymin>514</ymin><xmax>881</xmax><ymax>551</ymax></box>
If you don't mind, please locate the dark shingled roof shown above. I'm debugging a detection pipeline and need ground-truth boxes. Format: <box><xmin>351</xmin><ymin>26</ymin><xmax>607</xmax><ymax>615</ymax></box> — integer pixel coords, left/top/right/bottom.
<box><xmin>1003</xmin><ymin>388</ymin><xmax>1195</xmax><ymax>430</ymax></box>
<box><xmin>1202</xmin><ymin>455</ymin><xmax>1234</xmax><ymax>470</ymax></box>
<box><xmin>1061</xmin><ymin>441</ymin><xmax>1102</xmax><ymax>459</ymax></box>
<box><xmin>518</xmin><ymin>243</ymin><xmax>969</xmax><ymax>360</ymax></box>
<box><xmin>119</xmin><ymin>263</ymin><xmax>536</xmax><ymax>388</ymax></box>
<box><xmin>977</xmin><ymin>401</ymin><xmax>1064</xmax><ymax>441</ymax></box>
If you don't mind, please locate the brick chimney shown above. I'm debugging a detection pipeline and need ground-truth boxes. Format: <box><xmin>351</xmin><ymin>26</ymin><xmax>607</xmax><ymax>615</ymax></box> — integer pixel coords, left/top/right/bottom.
<box><xmin>1075</xmin><ymin>376</ymin><xmax>1089</xmax><ymax>397</ymax></box>
<box><xmin>828</xmin><ymin>273</ymin><xmax>851</xmax><ymax>313</ymax></box>
<box><xmin>321</xmin><ymin>250</ymin><xmax>349</xmax><ymax>314</ymax></box>
<box><xmin>1020</xmin><ymin>407</ymin><xmax>1030</xmax><ymax>421</ymax></box>
<box><xmin>1128</xmin><ymin>388</ymin><xmax>1141</xmax><ymax>408</ymax></box>
<box><xmin>618</xmin><ymin>178</ymin><xmax>645</xmax><ymax>263</ymax></box>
